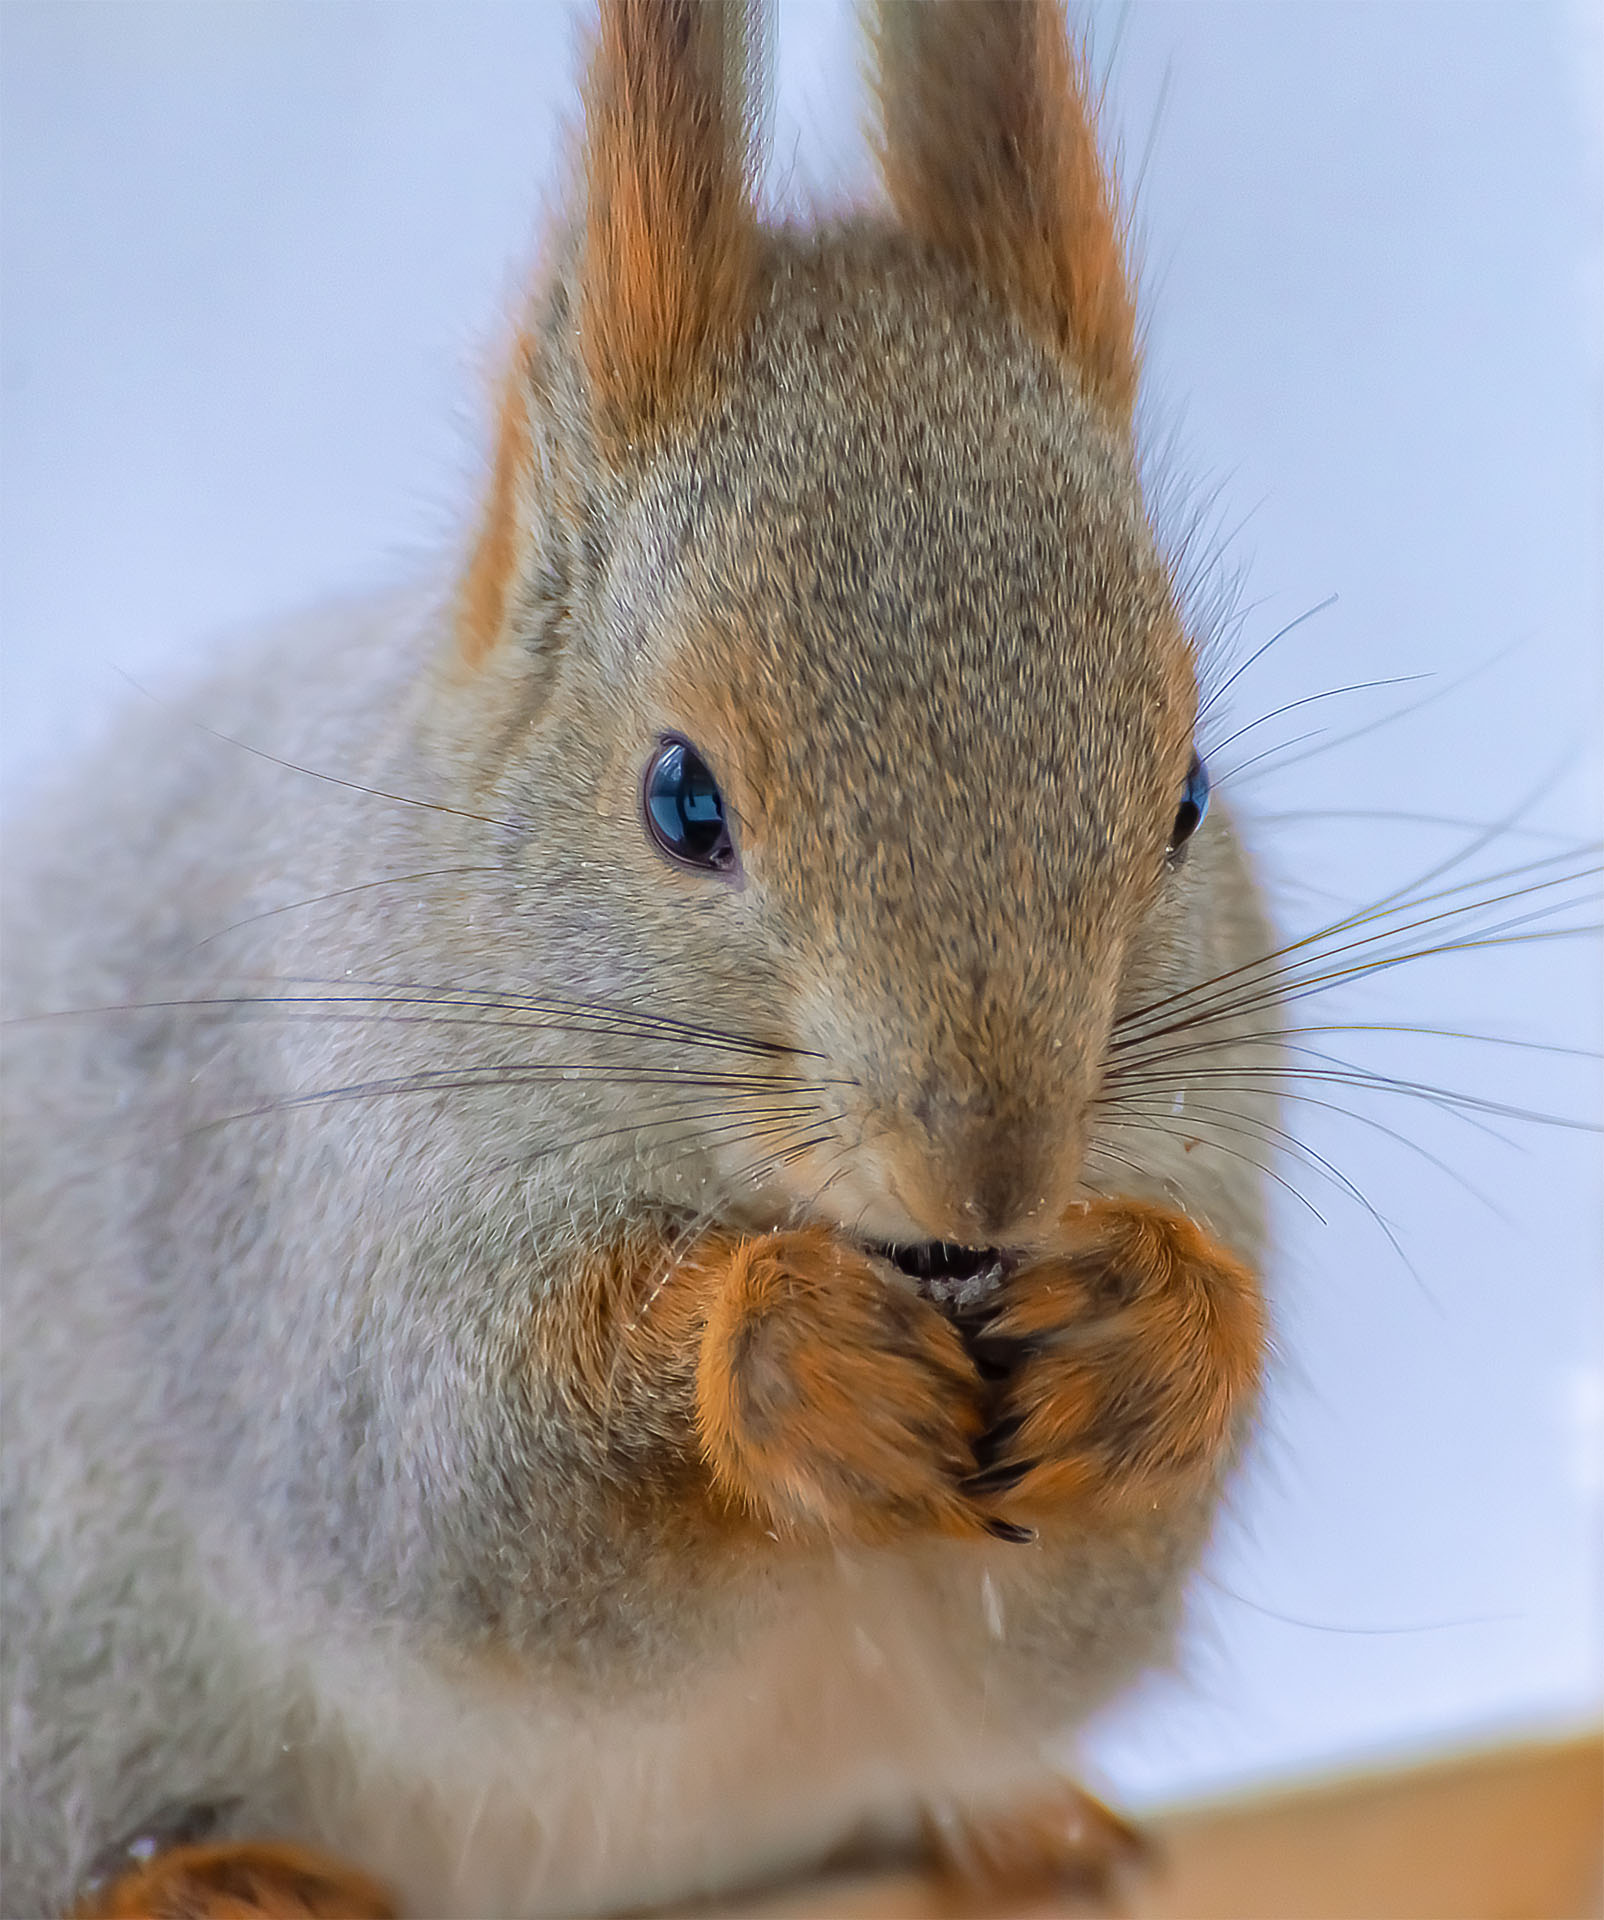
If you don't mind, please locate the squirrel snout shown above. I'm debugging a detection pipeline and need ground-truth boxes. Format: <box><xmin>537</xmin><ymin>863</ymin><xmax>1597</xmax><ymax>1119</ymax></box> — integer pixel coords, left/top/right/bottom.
<box><xmin>885</xmin><ymin>1085</ymin><xmax>1083</xmax><ymax>1249</ymax></box>
<box><xmin>772</xmin><ymin>1089</ymin><xmax>1077</xmax><ymax>1254</ymax></box>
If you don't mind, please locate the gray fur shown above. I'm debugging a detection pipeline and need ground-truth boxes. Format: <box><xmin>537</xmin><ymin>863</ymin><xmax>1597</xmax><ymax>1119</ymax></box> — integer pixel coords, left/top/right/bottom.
<box><xmin>2</xmin><ymin>45</ymin><xmax>1279</xmax><ymax>1920</ymax></box>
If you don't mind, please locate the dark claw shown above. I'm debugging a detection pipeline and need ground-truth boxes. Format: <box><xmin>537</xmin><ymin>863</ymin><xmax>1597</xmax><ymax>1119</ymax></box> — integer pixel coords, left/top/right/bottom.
<box><xmin>968</xmin><ymin>1337</ymin><xmax>1026</xmax><ymax>1382</ymax></box>
<box><xmin>966</xmin><ymin>1321</ymin><xmax>1036</xmax><ymax>1354</ymax></box>
<box><xmin>981</xmin><ymin>1515</ymin><xmax>1037</xmax><ymax>1544</ymax></box>
<box><xmin>972</xmin><ymin>1413</ymin><xmax>1025</xmax><ymax>1470</ymax></box>
<box><xmin>964</xmin><ymin>1458</ymin><xmax>1037</xmax><ymax>1498</ymax></box>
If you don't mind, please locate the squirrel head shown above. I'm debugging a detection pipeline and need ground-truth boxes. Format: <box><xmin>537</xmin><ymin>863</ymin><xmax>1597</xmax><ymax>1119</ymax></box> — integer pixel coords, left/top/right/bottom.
<box><xmin>438</xmin><ymin>0</ymin><xmax>1202</xmax><ymax>1255</ymax></box>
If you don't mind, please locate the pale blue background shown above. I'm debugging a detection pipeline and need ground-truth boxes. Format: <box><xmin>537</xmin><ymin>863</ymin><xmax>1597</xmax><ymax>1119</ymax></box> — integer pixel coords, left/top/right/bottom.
<box><xmin>3</xmin><ymin>2</ymin><xmax>1600</xmax><ymax>1806</ymax></box>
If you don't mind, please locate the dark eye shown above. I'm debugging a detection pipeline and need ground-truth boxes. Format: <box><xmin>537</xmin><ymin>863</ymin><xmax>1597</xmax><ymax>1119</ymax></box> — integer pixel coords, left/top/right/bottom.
<box><xmin>643</xmin><ymin>738</ymin><xmax>736</xmax><ymax>874</ymax></box>
<box><xmin>1169</xmin><ymin>753</ymin><xmax>1210</xmax><ymax>856</ymax></box>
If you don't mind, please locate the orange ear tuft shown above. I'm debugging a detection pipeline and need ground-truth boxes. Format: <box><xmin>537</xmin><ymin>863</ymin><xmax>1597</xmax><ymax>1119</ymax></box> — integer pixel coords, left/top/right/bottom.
<box><xmin>455</xmin><ymin>327</ymin><xmax>540</xmax><ymax>669</ymax></box>
<box><xmin>870</xmin><ymin>0</ymin><xmax>1138</xmax><ymax>423</ymax></box>
<box><xmin>579</xmin><ymin>0</ymin><xmax>759</xmax><ymax>450</ymax></box>
<box><xmin>456</xmin><ymin>2</ymin><xmax>760</xmax><ymax>666</ymax></box>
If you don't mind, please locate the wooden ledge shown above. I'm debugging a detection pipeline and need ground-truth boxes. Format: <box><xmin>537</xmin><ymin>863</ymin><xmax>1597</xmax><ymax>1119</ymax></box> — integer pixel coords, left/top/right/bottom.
<box><xmin>695</xmin><ymin>1731</ymin><xmax>1602</xmax><ymax>1920</ymax></box>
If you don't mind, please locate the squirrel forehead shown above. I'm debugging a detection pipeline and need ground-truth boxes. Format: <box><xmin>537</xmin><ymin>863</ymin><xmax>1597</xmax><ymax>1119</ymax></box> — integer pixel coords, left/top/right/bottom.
<box><xmin>626</xmin><ymin>233</ymin><xmax>1195</xmax><ymax>797</ymax></box>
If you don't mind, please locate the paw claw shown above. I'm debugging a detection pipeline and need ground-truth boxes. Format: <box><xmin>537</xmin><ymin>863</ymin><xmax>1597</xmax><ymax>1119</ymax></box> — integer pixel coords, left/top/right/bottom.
<box><xmin>971</xmin><ymin>1412</ymin><xmax>1026</xmax><ymax>1469</ymax></box>
<box><xmin>980</xmin><ymin>1514</ymin><xmax>1037</xmax><ymax>1544</ymax></box>
<box><xmin>964</xmin><ymin>1459</ymin><xmax>1037</xmax><ymax>1499</ymax></box>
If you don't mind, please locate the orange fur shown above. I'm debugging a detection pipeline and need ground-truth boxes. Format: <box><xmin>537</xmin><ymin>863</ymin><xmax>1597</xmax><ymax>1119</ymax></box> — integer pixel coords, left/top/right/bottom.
<box><xmin>458</xmin><ymin>0</ymin><xmax>759</xmax><ymax>664</ymax></box>
<box><xmin>73</xmin><ymin>1842</ymin><xmax>396</xmax><ymax>1920</ymax></box>
<box><xmin>923</xmin><ymin>1778</ymin><xmax>1150</xmax><ymax>1913</ymax></box>
<box><xmin>871</xmin><ymin>0</ymin><xmax>1139</xmax><ymax>421</ymax></box>
<box><xmin>971</xmin><ymin>1201</ymin><xmax>1267</xmax><ymax>1525</ymax></box>
<box><xmin>580</xmin><ymin>0</ymin><xmax>758</xmax><ymax>449</ymax></box>
<box><xmin>547</xmin><ymin>1217</ymin><xmax>739</xmax><ymax>1462</ymax></box>
<box><xmin>695</xmin><ymin>1228</ymin><xmax>990</xmax><ymax>1543</ymax></box>
<box><xmin>455</xmin><ymin>328</ymin><xmax>539</xmax><ymax>667</ymax></box>
<box><xmin>542</xmin><ymin>1219</ymin><xmax>995</xmax><ymax>1542</ymax></box>
<box><xmin>542</xmin><ymin>1204</ymin><xmax>1259</xmax><ymax>1549</ymax></box>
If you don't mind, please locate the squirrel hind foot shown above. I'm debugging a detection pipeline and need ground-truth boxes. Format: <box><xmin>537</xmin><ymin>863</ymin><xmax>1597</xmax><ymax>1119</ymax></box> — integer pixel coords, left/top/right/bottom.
<box><xmin>921</xmin><ymin>1781</ymin><xmax>1154</xmax><ymax>1916</ymax></box>
<box><xmin>72</xmin><ymin>1836</ymin><xmax>397</xmax><ymax>1920</ymax></box>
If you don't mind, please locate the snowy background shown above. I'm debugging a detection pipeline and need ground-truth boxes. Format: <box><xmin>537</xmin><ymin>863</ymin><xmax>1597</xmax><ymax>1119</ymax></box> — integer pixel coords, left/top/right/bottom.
<box><xmin>3</xmin><ymin>1</ymin><xmax>1600</xmax><ymax>1806</ymax></box>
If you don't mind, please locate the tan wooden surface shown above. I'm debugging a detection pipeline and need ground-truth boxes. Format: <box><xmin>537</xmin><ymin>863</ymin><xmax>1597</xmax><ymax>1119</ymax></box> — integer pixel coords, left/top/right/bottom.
<box><xmin>705</xmin><ymin>1731</ymin><xmax>1602</xmax><ymax>1920</ymax></box>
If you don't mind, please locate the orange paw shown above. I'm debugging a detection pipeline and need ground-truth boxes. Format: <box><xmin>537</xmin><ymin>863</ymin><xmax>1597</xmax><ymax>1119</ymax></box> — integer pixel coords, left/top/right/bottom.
<box><xmin>73</xmin><ymin>1836</ymin><xmax>397</xmax><ymax>1919</ymax></box>
<box><xmin>696</xmin><ymin>1228</ymin><xmax>1001</xmax><ymax>1543</ymax></box>
<box><xmin>924</xmin><ymin>1778</ymin><xmax>1152</xmax><ymax>1915</ymax></box>
<box><xmin>963</xmin><ymin>1201</ymin><xmax>1266</xmax><ymax>1526</ymax></box>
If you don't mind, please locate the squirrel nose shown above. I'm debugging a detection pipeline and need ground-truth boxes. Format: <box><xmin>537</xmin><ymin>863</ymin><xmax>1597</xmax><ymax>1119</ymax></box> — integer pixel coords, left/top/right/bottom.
<box><xmin>905</xmin><ymin>1087</ymin><xmax>1072</xmax><ymax>1246</ymax></box>
<box><xmin>960</xmin><ymin>1159</ymin><xmax>1038</xmax><ymax>1243</ymax></box>
<box><xmin>959</xmin><ymin>1137</ymin><xmax>1067</xmax><ymax>1244</ymax></box>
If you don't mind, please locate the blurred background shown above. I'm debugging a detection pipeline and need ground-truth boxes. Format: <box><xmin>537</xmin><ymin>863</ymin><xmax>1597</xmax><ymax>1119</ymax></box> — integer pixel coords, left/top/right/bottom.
<box><xmin>2</xmin><ymin>0</ymin><xmax>1599</xmax><ymax>1816</ymax></box>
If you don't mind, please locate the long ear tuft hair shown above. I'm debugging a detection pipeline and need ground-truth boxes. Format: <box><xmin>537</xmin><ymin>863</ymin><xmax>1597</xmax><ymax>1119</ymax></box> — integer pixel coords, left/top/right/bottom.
<box><xmin>869</xmin><ymin>0</ymin><xmax>1138</xmax><ymax>423</ymax></box>
<box><xmin>455</xmin><ymin>0</ymin><xmax>762</xmax><ymax>666</ymax></box>
<box><xmin>579</xmin><ymin>0</ymin><xmax>761</xmax><ymax>449</ymax></box>
<box><xmin>456</xmin><ymin>325</ymin><xmax>546</xmax><ymax>669</ymax></box>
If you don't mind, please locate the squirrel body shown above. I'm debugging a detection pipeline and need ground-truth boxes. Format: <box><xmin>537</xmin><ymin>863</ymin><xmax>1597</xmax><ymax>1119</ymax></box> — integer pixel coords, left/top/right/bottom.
<box><xmin>3</xmin><ymin>12</ymin><xmax>1277</xmax><ymax>1915</ymax></box>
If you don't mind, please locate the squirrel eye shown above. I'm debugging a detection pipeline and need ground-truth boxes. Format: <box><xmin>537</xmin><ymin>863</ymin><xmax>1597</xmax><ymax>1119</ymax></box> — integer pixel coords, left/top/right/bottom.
<box><xmin>1168</xmin><ymin>753</ymin><xmax>1210</xmax><ymax>856</ymax></box>
<box><xmin>643</xmin><ymin>739</ymin><xmax>736</xmax><ymax>874</ymax></box>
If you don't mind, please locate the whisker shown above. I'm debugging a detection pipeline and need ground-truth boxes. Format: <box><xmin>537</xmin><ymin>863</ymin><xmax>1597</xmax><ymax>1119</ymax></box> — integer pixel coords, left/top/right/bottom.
<box><xmin>1128</xmin><ymin>1095</ymin><xmax>1420</xmax><ymax>1285</ymax></box>
<box><xmin>1108</xmin><ymin>1085</ymin><xmax>1509</xmax><ymax>1220</ymax></box>
<box><xmin>1128</xmin><ymin>915</ymin><xmax>1599</xmax><ymax>1056</ymax></box>
<box><xmin>455</xmin><ymin>1098</ymin><xmax>830</xmax><ymax>1193</ymax></box>
<box><xmin>1340</xmin><ymin>752</ymin><xmax>1593</xmax><ymax>929</ymax></box>
<box><xmin>1215</xmin><ymin>726</ymin><xmax>1327</xmax><ymax>786</ymax></box>
<box><xmin>1206</xmin><ymin>672</ymin><xmax>1426</xmax><ymax>761</ymax></box>
<box><xmin>1214</xmin><ymin>631</ymin><xmax>1539</xmax><ymax>787</ymax></box>
<box><xmin>8</xmin><ymin>993</ymin><xmax>845</xmax><ymax>1086</ymax></box>
<box><xmin>1195</xmin><ymin>595</ymin><xmax>1339</xmax><ymax>724</ymax></box>
<box><xmin>1092</xmin><ymin>1110</ymin><xmax>1327</xmax><ymax>1224</ymax></box>
<box><xmin>1253</xmin><ymin>807</ymin><xmax>1582</xmax><ymax>849</ymax></box>
<box><xmin>115</xmin><ymin>667</ymin><xmax>521</xmax><ymax>831</ymax></box>
<box><xmin>1112</xmin><ymin>1020</ymin><xmax>1598</xmax><ymax>1070</ymax></box>
<box><xmin>1111</xmin><ymin>851</ymin><xmax>1598</xmax><ymax>1049</ymax></box>
<box><xmin>185</xmin><ymin>869</ymin><xmax>503</xmax><ymax>953</ymax></box>
<box><xmin>7</xmin><ymin>984</ymin><xmax>828</xmax><ymax>1065</ymax></box>
<box><xmin>506</xmin><ymin>1108</ymin><xmax>837</xmax><ymax>1214</ymax></box>
<box><xmin>45</xmin><ymin>1071</ymin><xmax>832</xmax><ymax>1199</ymax></box>
<box><xmin>626</xmin><ymin>1110</ymin><xmax>831</xmax><ymax>1179</ymax></box>
<box><xmin>1108</xmin><ymin>1038</ymin><xmax>1581</xmax><ymax>1167</ymax></box>
<box><xmin>1078</xmin><ymin>1140</ymin><xmax>1158</xmax><ymax>1190</ymax></box>
<box><xmin>1199</xmin><ymin>1571</ymin><xmax>1516</xmax><ymax>1637</ymax></box>
<box><xmin>771</xmin><ymin>1132</ymin><xmax>840</xmax><ymax>1169</ymax></box>
<box><xmin>776</xmin><ymin>1112</ymin><xmax>899</xmax><ymax>1234</ymax></box>
<box><xmin>127</xmin><ymin>1069</ymin><xmax>847</xmax><ymax>1168</ymax></box>
<box><xmin>263</xmin><ymin>976</ymin><xmax>830</xmax><ymax>1063</ymax></box>
<box><xmin>1103</xmin><ymin>1063</ymin><xmax>1594</xmax><ymax>1134</ymax></box>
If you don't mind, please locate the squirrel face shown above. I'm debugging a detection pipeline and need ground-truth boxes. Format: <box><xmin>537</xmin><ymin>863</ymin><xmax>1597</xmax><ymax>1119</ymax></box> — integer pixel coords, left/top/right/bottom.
<box><xmin>484</xmin><ymin>240</ymin><xmax>1197</xmax><ymax>1254</ymax></box>
<box><xmin>425</xmin><ymin>0</ymin><xmax>1210</xmax><ymax>1260</ymax></box>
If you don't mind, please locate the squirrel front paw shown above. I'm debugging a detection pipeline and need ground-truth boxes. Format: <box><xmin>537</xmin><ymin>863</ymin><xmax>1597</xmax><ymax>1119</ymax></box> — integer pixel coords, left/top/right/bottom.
<box><xmin>963</xmin><ymin>1201</ymin><xmax>1266</xmax><ymax>1527</ymax></box>
<box><xmin>696</xmin><ymin>1229</ymin><xmax>1007</xmax><ymax>1544</ymax></box>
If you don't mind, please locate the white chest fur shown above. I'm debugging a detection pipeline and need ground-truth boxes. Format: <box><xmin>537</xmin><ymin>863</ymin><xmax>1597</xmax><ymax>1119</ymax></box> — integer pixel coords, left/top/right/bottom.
<box><xmin>293</xmin><ymin>1551</ymin><xmax>1055</xmax><ymax>1918</ymax></box>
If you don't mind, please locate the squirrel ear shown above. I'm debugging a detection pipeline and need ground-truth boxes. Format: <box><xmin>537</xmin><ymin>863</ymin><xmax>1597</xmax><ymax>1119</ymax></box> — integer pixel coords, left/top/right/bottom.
<box><xmin>869</xmin><ymin>0</ymin><xmax>1138</xmax><ymax>424</ymax></box>
<box><xmin>578</xmin><ymin>0</ymin><xmax>761</xmax><ymax>449</ymax></box>
<box><xmin>456</xmin><ymin>0</ymin><xmax>762</xmax><ymax>668</ymax></box>
<box><xmin>456</xmin><ymin>327</ymin><xmax>548</xmax><ymax>670</ymax></box>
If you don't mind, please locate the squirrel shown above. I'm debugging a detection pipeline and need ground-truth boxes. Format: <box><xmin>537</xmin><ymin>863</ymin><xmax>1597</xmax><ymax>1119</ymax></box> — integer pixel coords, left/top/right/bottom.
<box><xmin>0</xmin><ymin>2</ymin><xmax>1280</xmax><ymax>1914</ymax></box>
